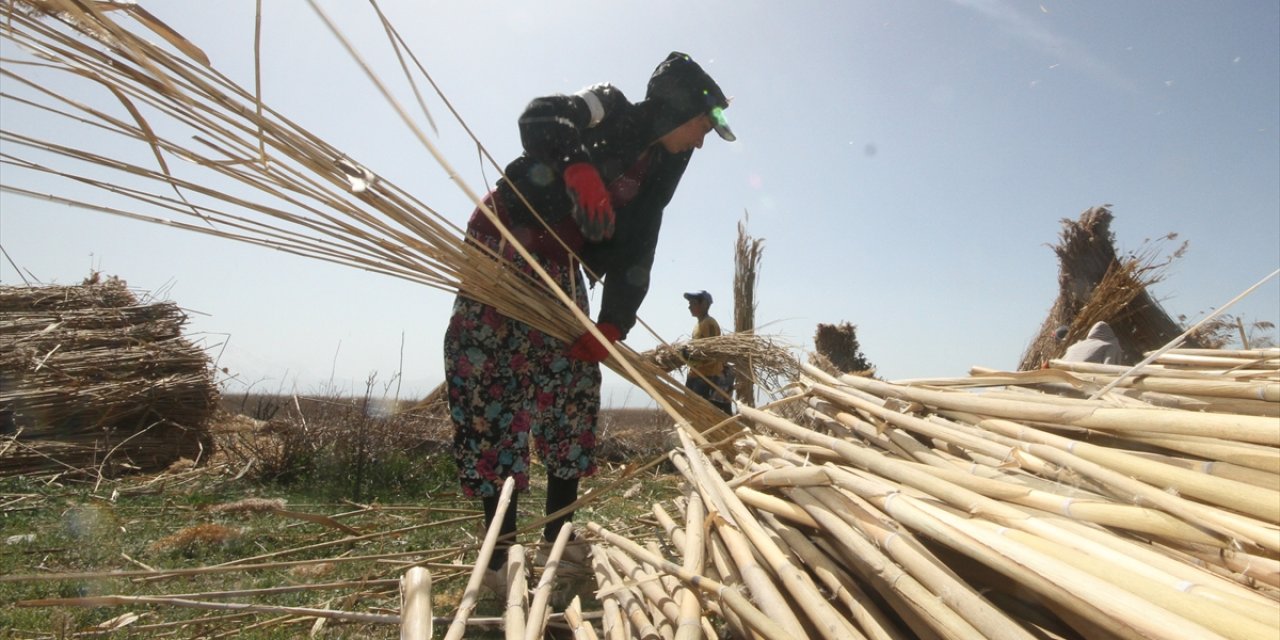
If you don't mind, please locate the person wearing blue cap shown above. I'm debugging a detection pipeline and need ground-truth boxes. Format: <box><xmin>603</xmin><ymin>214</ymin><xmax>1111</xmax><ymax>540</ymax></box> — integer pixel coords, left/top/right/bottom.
<box><xmin>682</xmin><ymin>290</ymin><xmax>733</xmax><ymax>414</ymax></box>
<box><xmin>442</xmin><ymin>51</ymin><xmax>736</xmax><ymax>586</ymax></box>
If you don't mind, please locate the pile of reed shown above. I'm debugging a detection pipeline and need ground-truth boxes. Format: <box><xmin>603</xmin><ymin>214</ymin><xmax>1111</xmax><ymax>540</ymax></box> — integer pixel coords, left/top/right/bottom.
<box><xmin>569</xmin><ymin>348</ymin><xmax>1279</xmax><ymax>639</ymax></box>
<box><xmin>0</xmin><ymin>276</ymin><xmax>216</xmax><ymax>476</ymax></box>
<box><xmin>12</xmin><ymin>347</ymin><xmax>1276</xmax><ymax>638</ymax></box>
<box><xmin>1019</xmin><ymin>206</ymin><xmax>1195</xmax><ymax>370</ymax></box>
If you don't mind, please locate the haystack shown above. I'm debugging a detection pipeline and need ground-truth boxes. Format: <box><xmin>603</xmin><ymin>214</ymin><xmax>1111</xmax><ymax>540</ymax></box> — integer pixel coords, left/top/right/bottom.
<box><xmin>1018</xmin><ymin>206</ymin><xmax>1196</xmax><ymax>370</ymax></box>
<box><xmin>0</xmin><ymin>274</ymin><xmax>217</xmax><ymax>476</ymax></box>
<box><xmin>811</xmin><ymin>321</ymin><xmax>876</xmax><ymax>377</ymax></box>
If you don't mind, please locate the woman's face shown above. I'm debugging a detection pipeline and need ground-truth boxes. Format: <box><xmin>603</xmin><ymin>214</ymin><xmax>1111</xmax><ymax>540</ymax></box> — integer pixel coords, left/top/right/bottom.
<box><xmin>658</xmin><ymin>114</ymin><xmax>714</xmax><ymax>154</ymax></box>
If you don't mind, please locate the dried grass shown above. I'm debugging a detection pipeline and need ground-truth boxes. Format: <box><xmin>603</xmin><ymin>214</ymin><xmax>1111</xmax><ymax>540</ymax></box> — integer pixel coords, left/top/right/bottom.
<box><xmin>1019</xmin><ymin>206</ymin><xmax>1194</xmax><ymax>370</ymax></box>
<box><xmin>639</xmin><ymin>333</ymin><xmax>799</xmax><ymax>402</ymax></box>
<box><xmin>148</xmin><ymin>523</ymin><xmax>241</xmax><ymax>554</ymax></box>
<box><xmin>0</xmin><ymin>275</ymin><xmax>217</xmax><ymax>477</ymax></box>
<box><xmin>208</xmin><ymin>498</ymin><xmax>287</xmax><ymax>514</ymax></box>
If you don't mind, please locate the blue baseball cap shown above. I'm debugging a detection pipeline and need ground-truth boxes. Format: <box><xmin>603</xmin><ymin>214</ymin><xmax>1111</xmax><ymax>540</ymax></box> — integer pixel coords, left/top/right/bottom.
<box><xmin>683</xmin><ymin>290</ymin><xmax>713</xmax><ymax>304</ymax></box>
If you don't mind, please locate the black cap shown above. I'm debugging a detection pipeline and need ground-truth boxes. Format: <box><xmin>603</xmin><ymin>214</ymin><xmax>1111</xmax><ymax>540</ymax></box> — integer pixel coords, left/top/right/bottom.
<box><xmin>646</xmin><ymin>52</ymin><xmax>735</xmax><ymax>142</ymax></box>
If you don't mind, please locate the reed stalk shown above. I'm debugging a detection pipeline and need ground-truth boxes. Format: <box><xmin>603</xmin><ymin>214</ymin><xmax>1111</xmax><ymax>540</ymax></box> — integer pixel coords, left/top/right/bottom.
<box><xmin>524</xmin><ymin>522</ymin><xmax>575</xmax><ymax>640</ymax></box>
<box><xmin>504</xmin><ymin>544</ymin><xmax>528</xmax><ymax>640</ymax></box>
<box><xmin>589</xmin><ymin>544</ymin><xmax>632</xmax><ymax>640</ymax></box>
<box><xmin>399</xmin><ymin>567</ymin><xmax>432</xmax><ymax>640</ymax></box>
<box><xmin>594</xmin><ymin>544</ymin><xmax>662</xmax><ymax>640</ymax></box>
<box><xmin>673</xmin><ymin>492</ymin><xmax>706</xmax><ymax>640</ymax></box>
<box><xmin>444</xmin><ymin>476</ymin><xmax>514</xmax><ymax>640</ymax></box>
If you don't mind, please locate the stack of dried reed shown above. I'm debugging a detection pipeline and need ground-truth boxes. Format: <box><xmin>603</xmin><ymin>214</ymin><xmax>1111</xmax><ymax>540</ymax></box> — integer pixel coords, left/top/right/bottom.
<box><xmin>573</xmin><ymin>351</ymin><xmax>1278</xmax><ymax>639</ymax></box>
<box><xmin>1019</xmin><ymin>206</ymin><xmax>1196</xmax><ymax>370</ymax></box>
<box><xmin>0</xmin><ymin>276</ymin><xmax>216</xmax><ymax>475</ymax></box>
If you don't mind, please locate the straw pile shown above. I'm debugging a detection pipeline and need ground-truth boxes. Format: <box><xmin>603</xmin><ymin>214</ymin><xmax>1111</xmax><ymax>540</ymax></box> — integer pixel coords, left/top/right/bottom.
<box><xmin>0</xmin><ymin>275</ymin><xmax>216</xmax><ymax>475</ymax></box>
<box><xmin>1019</xmin><ymin>206</ymin><xmax>1198</xmax><ymax>370</ymax></box>
<box><xmin>570</xmin><ymin>349</ymin><xmax>1279</xmax><ymax>639</ymax></box>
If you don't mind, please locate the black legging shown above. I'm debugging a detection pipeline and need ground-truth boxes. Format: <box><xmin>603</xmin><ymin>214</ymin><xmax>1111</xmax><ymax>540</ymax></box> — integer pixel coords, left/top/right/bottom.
<box><xmin>543</xmin><ymin>475</ymin><xmax>579</xmax><ymax>542</ymax></box>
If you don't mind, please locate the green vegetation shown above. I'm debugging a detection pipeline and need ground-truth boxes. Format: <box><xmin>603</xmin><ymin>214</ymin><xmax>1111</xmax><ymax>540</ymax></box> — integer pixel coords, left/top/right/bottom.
<box><xmin>0</xmin><ymin>395</ymin><xmax>679</xmax><ymax>638</ymax></box>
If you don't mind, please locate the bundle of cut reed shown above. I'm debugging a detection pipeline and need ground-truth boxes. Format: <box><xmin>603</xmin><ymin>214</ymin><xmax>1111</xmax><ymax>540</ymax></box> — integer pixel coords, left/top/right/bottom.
<box><xmin>0</xmin><ymin>277</ymin><xmax>216</xmax><ymax>476</ymax></box>
<box><xmin>574</xmin><ymin>352</ymin><xmax>1278</xmax><ymax>639</ymax></box>
<box><xmin>639</xmin><ymin>333</ymin><xmax>798</xmax><ymax>396</ymax></box>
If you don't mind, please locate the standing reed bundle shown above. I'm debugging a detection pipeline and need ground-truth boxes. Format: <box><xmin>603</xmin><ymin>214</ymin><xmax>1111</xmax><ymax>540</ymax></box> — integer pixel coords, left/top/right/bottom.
<box><xmin>732</xmin><ymin>215</ymin><xmax>765</xmax><ymax>407</ymax></box>
<box><xmin>1018</xmin><ymin>206</ymin><xmax>1195</xmax><ymax>370</ymax></box>
<box><xmin>0</xmin><ymin>277</ymin><xmax>216</xmax><ymax>475</ymax></box>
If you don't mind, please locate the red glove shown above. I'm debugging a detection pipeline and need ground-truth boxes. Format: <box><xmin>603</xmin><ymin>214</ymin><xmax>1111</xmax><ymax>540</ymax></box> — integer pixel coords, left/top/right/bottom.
<box><xmin>567</xmin><ymin>322</ymin><xmax>622</xmax><ymax>362</ymax></box>
<box><xmin>563</xmin><ymin>162</ymin><xmax>615</xmax><ymax>242</ymax></box>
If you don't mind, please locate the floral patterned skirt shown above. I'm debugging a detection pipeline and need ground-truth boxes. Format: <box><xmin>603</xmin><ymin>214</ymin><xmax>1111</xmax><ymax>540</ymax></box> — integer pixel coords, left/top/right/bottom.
<box><xmin>443</xmin><ymin>233</ymin><xmax>600</xmax><ymax>498</ymax></box>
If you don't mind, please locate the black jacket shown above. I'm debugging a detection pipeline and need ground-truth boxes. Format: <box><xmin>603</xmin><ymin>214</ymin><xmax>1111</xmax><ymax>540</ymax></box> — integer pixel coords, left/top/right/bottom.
<box><xmin>492</xmin><ymin>83</ymin><xmax>693</xmax><ymax>339</ymax></box>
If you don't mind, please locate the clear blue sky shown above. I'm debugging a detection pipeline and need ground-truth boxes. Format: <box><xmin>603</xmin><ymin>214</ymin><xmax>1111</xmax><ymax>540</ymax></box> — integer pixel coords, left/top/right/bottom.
<box><xmin>2</xmin><ymin>1</ymin><xmax>1277</xmax><ymax>406</ymax></box>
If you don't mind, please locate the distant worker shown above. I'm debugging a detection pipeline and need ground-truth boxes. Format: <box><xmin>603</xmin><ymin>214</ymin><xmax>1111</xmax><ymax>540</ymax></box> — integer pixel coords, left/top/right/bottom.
<box><xmin>682</xmin><ymin>290</ymin><xmax>733</xmax><ymax>413</ymax></box>
<box><xmin>1061</xmin><ymin>321</ymin><xmax>1124</xmax><ymax>365</ymax></box>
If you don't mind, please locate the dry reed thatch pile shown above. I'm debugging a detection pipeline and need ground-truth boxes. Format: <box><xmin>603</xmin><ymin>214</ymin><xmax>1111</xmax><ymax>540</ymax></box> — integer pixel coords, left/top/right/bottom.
<box><xmin>1019</xmin><ymin>206</ymin><xmax>1197</xmax><ymax>370</ymax></box>
<box><xmin>0</xmin><ymin>274</ymin><xmax>216</xmax><ymax>476</ymax></box>
<box><xmin>563</xmin><ymin>348</ymin><xmax>1278</xmax><ymax>640</ymax></box>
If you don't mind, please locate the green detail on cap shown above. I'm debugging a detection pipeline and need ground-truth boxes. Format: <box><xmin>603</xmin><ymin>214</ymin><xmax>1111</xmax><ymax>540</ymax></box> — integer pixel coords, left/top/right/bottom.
<box><xmin>710</xmin><ymin>105</ymin><xmax>729</xmax><ymax>127</ymax></box>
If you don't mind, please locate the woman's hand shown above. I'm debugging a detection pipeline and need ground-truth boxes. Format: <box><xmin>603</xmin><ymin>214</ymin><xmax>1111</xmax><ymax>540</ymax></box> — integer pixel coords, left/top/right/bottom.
<box><xmin>567</xmin><ymin>322</ymin><xmax>621</xmax><ymax>362</ymax></box>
